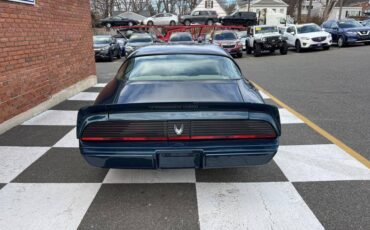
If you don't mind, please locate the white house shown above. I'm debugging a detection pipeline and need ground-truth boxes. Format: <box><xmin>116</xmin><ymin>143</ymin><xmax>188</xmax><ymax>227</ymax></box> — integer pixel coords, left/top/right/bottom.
<box><xmin>238</xmin><ymin>0</ymin><xmax>289</xmax><ymax>16</ymax></box>
<box><xmin>192</xmin><ymin>0</ymin><xmax>227</xmax><ymax>17</ymax></box>
<box><xmin>326</xmin><ymin>6</ymin><xmax>363</xmax><ymax>19</ymax></box>
<box><xmin>301</xmin><ymin>0</ymin><xmax>325</xmax><ymax>17</ymax></box>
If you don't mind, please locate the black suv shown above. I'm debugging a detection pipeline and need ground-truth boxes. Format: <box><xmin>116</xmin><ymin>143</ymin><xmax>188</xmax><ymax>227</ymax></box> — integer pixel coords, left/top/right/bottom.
<box><xmin>180</xmin><ymin>11</ymin><xmax>218</xmax><ymax>26</ymax></box>
<box><xmin>220</xmin><ymin>11</ymin><xmax>257</xmax><ymax>27</ymax></box>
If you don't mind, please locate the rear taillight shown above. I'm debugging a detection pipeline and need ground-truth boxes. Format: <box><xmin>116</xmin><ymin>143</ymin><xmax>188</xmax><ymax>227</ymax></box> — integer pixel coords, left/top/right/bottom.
<box><xmin>80</xmin><ymin>120</ymin><xmax>277</xmax><ymax>142</ymax></box>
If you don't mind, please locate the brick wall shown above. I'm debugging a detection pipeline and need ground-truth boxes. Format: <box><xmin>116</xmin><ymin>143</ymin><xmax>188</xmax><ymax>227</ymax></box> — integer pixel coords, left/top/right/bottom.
<box><xmin>0</xmin><ymin>0</ymin><xmax>96</xmax><ymax>123</ymax></box>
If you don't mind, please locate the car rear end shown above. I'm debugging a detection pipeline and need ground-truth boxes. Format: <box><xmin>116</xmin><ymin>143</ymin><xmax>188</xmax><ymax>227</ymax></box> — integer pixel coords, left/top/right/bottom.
<box><xmin>77</xmin><ymin>103</ymin><xmax>280</xmax><ymax>169</ymax></box>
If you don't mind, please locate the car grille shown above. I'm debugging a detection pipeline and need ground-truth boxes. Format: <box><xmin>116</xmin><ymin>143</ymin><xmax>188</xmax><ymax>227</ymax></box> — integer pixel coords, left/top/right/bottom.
<box><xmin>222</xmin><ymin>45</ymin><xmax>235</xmax><ymax>49</ymax></box>
<box><xmin>312</xmin><ymin>36</ymin><xmax>326</xmax><ymax>42</ymax></box>
<box><xmin>81</xmin><ymin>120</ymin><xmax>277</xmax><ymax>141</ymax></box>
<box><xmin>266</xmin><ymin>36</ymin><xmax>280</xmax><ymax>42</ymax></box>
<box><xmin>358</xmin><ymin>30</ymin><xmax>370</xmax><ymax>36</ymax></box>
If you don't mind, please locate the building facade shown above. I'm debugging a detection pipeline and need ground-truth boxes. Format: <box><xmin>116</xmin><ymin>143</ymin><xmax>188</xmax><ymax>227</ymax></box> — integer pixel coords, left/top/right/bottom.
<box><xmin>192</xmin><ymin>0</ymin><xmax>227</xmax><ymax>16</ymax></box>
<box><xmin>0</xmin><ymin>0</ymin><xmax>96</xmax><ymax>130</ymax></box>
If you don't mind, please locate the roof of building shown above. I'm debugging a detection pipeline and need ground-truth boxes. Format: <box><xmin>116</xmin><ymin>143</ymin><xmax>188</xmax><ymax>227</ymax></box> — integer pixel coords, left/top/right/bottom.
<box><xmin>238</xmin><ymin>0</ymin><xmax>289</xmax><ymax>7</ymax></box>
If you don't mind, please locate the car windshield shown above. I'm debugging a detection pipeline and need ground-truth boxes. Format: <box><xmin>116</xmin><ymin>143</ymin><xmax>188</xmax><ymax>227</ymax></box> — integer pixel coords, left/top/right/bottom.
<box><xmin>214</xmin><ymin>32</ymin><xmax>237</xmax><ymax>40</ymax></box>
<box><xmin>338</xmin><ymin>21</ymin><xmax>363</xmax><ymax>28</ymax></box>
<box><xmin>93</xmin><ymin>37</ymin><xmax>111</xmax><ymax>44</ymax></box>
<box><xmin>255</xmin><ymin>26</ymin><xmax>278</xmax><ymax>34</ymax></box>
<box><xmin>365</xmin><ymin>21</ymin><xmax>370</xmax><ymax>27</ymax></box>
<box><xmin>123</xmin><ymin>55</ymin><xmax>241</xmax><ymax>81</ymax></box>
<box><xmin>170</xmin><ymin>34</ymin><xmax>192</xmax><ymax>42</ymax></box>
<box><xmin>297</xmin><ymin>24</ymin><xmax>321</xmax><ymax>34</ymax></box>
<box><xmin>129</xmin><ymin>36</ymin><xmax>152</xmax><ymax>43</ymax></box>
<box><xmin>238</xmin><ymin>31</ymin><xmax>247</xmax><ymax>38</ymax></box>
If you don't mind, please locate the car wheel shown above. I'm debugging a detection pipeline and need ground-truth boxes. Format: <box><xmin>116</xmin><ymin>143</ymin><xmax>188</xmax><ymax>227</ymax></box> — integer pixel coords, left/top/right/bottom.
<box><xmin>108</xmin><ymin>51</ymin><xmax>114</xmax><ymax>62</ymax></box>
<box><xmin>254</xmin><ymin>43</ymin><xmax>262</xmax><ymax>57</ymax></box>
<box><xmin>116</xmin><ymin>49</ymin><xmax>121</xmax><ymax>59</ymax></box>
<box><xmin>280</xmin><ymin>42</ymin><xmax>288</xmax><ymax>55</ymax></box>
<box><xmin>237</xmin><ymin>52</ymin><xmax>243</xmax><ymax>58</ymax></box>
<box><xmin>295</xmin><ymin>40</ymin><xmax>302</xmax><ymax>53</ymax></box>
<box><xmin>269</xmin><ymin>49</ymin><xmax>275</xmax><ymax>54</ymax></box>
<box><xmin>106</xmin><ymin>23</ymin><xmax>112</xmax><ymax>28</ymax></box>
<box><xmin>184</xmin><ymin>20</ymin><xmax>191</xmax><ymax>26</ymax></box>
<box><xmin>365</xmin><ymin>42</ymin><xmax>370</xmax><ymax>45</ymax></box>
<box><xmin>147</xmin><ymin>21</ymin><xmax>153</xmax><ymax>26</ymax></box>
<box><xmin>169</xmin><ymin>21</ymin><xmax>176</xmax><ymax>26</ymax></box>
<box><xmin>128</xmin><ymin>22</ymin><xmax>133</xmax><ymax>27</ymax></box>
<box><xmin>338</xmin><ymin>36</ymin><xmax>345</xmax><ymax>47</ymax></box>
<box><xmin>246</xmin><ymin>44</ymin><xmax>252</xmax><ymax>54</ymax></box>
<box><xmin>323</xmin><ymin>46</ymin><xmax>330</xmax><ymax>50</ymax></box>
<box><xmin>207</xmin><ymin>20</ymin><xmax>214</xmax><ymax>25</ymax></box>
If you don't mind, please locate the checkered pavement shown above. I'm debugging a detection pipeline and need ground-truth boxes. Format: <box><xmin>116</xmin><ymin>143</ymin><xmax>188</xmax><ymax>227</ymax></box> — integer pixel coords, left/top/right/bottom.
<box><xmin>0</xmin><ymin>84</ymin><xmax>369</xmax><ymax>230</ymax></box>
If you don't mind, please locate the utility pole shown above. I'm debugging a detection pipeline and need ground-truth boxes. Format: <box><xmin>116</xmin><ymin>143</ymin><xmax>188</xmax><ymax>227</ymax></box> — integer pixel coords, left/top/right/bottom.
<box><xmin>338</xmin><ymin>0</ymin><xmax>344</xmax><ymax>19</ymax></box>
<box><xmin>248</xmin><ymin>0</ymin><xmax>251</xmax><ymax>12</ymax></box>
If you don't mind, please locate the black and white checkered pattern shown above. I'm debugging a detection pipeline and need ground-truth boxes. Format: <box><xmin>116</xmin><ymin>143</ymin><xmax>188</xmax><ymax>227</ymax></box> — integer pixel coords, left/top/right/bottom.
<box><xmin>0</xmin><ymin>84</ymin><xmax>369</xmax><ymax>230</ymax></box>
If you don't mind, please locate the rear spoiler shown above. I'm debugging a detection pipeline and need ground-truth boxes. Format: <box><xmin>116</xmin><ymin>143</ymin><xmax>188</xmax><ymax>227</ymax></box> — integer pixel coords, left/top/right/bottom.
<box><xmin>77</xmin><ymin>102</ymin><xmax>281</xmax><ymax>138</ymax></box>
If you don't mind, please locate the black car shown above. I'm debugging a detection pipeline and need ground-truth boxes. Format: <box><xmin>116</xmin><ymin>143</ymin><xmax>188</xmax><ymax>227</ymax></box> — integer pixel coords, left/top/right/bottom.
<box><xmin>93</xmin><ymin>35</ymin><xmax>121</xmax><ymax>61</ymax></box>
<box><xmin>180</xmin><ymin>10</ymin><xmax>218</xmax><ymax>26</ymax></box>
<box><xmin>168</xmin><ymin>32</ymin><xmax>195</xmax><ymax>44</ymax></box>
<box><xmin>100</xmin><ymin>16</ymin><xmax>140</xmax><ymax>28</ymax></box>
<box><xmin>220</xmin><ymin>11</ymin><xmax>257</xmax><ymax>27</ymax></box>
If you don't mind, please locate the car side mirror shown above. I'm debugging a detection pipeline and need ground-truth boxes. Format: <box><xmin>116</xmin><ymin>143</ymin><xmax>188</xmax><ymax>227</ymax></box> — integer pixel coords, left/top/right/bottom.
<box><xmin>333</xmin><ymin>27</ymin><xmax>339</xmax><ymax>31</ymax></box>
<box><xmin>290</xmin><ymin>31</ymin><xmax>295</xmax><ymax>35</ymax></box>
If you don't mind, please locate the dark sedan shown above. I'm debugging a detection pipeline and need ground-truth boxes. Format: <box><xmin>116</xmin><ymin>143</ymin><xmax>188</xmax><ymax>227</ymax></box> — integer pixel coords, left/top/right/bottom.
<box><xmin>76</xmin><ymin>45</ymin><xmax>281</xmax><ymax>169</ymax></box>
<box><xmin>322</xmin><ymin>19</ymin><xmax>370</xmax><ymax>47</ymax></box>
<box><xmin>93</xmin><ymin>35</ymin><xmax>121</xmax><ymax>61</ymax></box>
<box><xmin>100</xmin><ymin>16</ymin><xmax>140</xmax><ymax>28</ymax></box>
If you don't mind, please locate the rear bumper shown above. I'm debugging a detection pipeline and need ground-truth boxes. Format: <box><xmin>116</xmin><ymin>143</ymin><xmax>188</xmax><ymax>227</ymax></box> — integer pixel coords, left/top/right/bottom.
<box><xmin>80</xmin><ymin>139</ymin><xmax>278</xmax><ymax>169</ymax></box>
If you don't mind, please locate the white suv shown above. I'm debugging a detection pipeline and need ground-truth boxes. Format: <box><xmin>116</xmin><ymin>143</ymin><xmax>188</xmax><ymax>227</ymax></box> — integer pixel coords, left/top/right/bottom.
<box><xmin>143</xmin><ymin>13</ymin><xmax>178</xmax><ymax>26</ymax></box>
<box><xmin>284</xmin><ymin>23</ymin><xmax>332</xmax><ymax>52</ymax></box>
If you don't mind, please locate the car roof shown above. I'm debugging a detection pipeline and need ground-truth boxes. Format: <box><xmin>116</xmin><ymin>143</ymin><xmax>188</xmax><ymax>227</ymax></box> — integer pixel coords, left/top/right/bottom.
<box><xmin>93</xmin><ymin>35</ymin><xmax>112</xmax><ymax>38</ymax></box>
<box><xmin>170</xmin><ymin>32</ymin><xmax>192</xmax><ymax>36</ymax></box>
<box><xmin>130</xmin><ymin>45</ymin><xmax>230</xmax><ymax>58</ymax></box>
<box><xmin>130</xmin><ymin>33</ymin><xmax>151</xmax><ymax>38</ymax></box>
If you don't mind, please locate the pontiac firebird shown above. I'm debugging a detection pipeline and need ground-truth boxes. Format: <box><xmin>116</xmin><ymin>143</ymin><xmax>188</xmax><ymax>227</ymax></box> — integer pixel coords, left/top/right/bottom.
<box><xmin>76</xmin><ymin>45</ymin><xmax>281</xmax><ymax>169</ymax></box>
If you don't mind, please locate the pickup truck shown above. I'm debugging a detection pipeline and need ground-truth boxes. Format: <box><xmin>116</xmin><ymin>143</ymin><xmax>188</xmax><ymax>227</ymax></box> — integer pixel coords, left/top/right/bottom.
<box><xmin>180</xmin><ymin>10</ymin><xmax>219</xmax><ymax>26</ymax></box>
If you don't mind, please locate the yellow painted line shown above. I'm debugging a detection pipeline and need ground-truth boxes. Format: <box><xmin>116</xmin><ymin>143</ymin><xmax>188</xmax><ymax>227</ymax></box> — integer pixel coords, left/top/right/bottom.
<box><xmin>252</xmin><ymin>81</ymin><xmax>370</xmax><ymax>169</ymax></box>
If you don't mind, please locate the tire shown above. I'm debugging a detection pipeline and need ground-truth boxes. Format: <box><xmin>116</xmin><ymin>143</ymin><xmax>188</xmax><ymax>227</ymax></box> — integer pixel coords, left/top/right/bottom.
<box><xmin>116</xmin><ymin>49</ymin><xmax>121</xmax><ymax>59</ymax></box>
<box><xmin>269</xmin><ymin>49</ymin><xmax>275</xmax><ymax>54</ymax></box>
<box><xmin>323</xmin><ymin>46</ymin><xmax>330</xmax><ymax>50</ymax></box>
<box><xmin>128</xmin><ymin>22</ymin><xmax>133</xmax><ymax>27</ymax></box>
<box><xmin>280</xmin><ymin>42</ymin><xmax>288</xmax><ymax>55</ymax></box>
<box><xmin>254</xmin><ymin>43</ymin><xmax>262</xmax><ymax>57</ymax></box>
<box><xmin>295</xmin><ymin>40</ymin><xmax>302</xmax><ymax>53</ymax></box>
<box><xmin>246</xmin><ymin>44</ymin><xmax>252</xmax><ymax>54</ymax></box>
<box><xmin>108</xmin><ymin>51</ymin><xmax>114</xmax><ymax>62</ymax></box>
<box><xmin>169</xmin><ymin>20</ymin><xmax>176</xmax><ymax>26</ymax></box>
<box><xmin>147</xmin><ymin>21</ymin><xmax>153</xmax><ymax>26</ymax></box>
<box><xmin>338</xmin><ymin>36</ymin><xmax>345</xmax><ymax>47</ymax></box>
<box><xmin>365</xmin><ymin>42</ymin><xmax>370</xmax><ymax>45</ymax></box>
<box><xmin>207</xmin><ymin>19</ymin><xmax>214</xmax><ymax>25</ymax></box>
<box><xmin>106</xmin><ymin>23</ymin><xmax>112</xmax><ymax>28</ymax></box>
<box><xmin>184</xmin><ymin>20</ymin><xmax>191</xmax><ymax>26</ymax></box>
<box><xmin>237</xmin><ymin>52</ymin><xmax>243</xmax><ymax>58</ymax></box>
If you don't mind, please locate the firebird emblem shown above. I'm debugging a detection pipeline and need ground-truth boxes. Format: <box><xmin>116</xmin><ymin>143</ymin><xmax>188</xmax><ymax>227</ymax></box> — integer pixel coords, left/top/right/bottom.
<box><xmin>174</xmin><ymin>124</ymin><xmax>184</xmax><ymax>135</ymax></box>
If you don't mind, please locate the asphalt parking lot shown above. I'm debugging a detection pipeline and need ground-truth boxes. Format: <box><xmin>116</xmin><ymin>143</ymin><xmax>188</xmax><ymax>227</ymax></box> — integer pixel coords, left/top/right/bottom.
<box><xmin>0</xmin><ymin>47</ymin><xmax>369</xmax><ymax>229</ymax></box>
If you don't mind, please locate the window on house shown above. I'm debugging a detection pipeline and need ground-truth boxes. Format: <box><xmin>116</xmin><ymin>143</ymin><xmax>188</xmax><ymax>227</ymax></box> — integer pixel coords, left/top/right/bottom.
<box><xmin>205</xmin><ymin>0</ymin><xmax>213</xmax><ymax>8</ymax></box>
<box><xmin>272</xmin><ymin>9</ymin><xmax>276</xmax><ymax>12</ymax></box>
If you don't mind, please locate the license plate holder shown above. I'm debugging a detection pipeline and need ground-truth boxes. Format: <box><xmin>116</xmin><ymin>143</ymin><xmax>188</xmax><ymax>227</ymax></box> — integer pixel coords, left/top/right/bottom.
<box><xmin>158</xmin><ymin>150</ymin><xmax>201</xmax><ymax>168</ymax></box>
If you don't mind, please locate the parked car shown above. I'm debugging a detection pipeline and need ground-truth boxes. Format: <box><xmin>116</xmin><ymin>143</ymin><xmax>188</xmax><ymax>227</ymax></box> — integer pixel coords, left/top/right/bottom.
<box><xmin>180</xmin><ymin>10</ymin><xmax>218</xmax><ymax>26</ymax></box>
<box><xmin>284</xmin><ymin>23</ymin><xmax>332</xmax><ymax>52</ymax></box>
<box><xmin>76</xmin><ymin>45</ymin><xmax>281</xmax><ymax>169</ymax></box>
<box><xmin>322</xmin><ymin>19</ymin><xmax>370</xmax><ymax>47</ymax></box>
<box><xmin>237</xmin><ymin>31</ymin><xmax>248</xmax><ymax>50</ymax></box>
<box><xmin>93</xmin><ymin>35</ymin><xmax>121</xmax><ymax>61</ymax></box>
<box><xmin>219</xmin><ymin>11</ymin><xmax>257</xmax><ymax>27</ymax></box>
<box><xmin>211</xmin><ymin>30</ymin><xmax>243</xmax><ymax>58</ymax></box>
<box><xmin>125</xmin><ymin>33</ymin><xmax>154</xmax><ymax>56</ymax></box>
<box><xmin>143</xmin><ymin>13</ymin><xmax>178</xmax><ymax>26</ymax></box>
<box><xmin>360</xmin><ymin>19</ymin><xmax>370</xmax><ymax>26</ymax></box>
<box><xmin>168</xmin><ymin>32</ymin><xmax>194</xmax><ymax>44</ymax></box>
<box><xmin>246</xmin><ymin>25</ymin><xmax>288</xmax><ymax>57</ymax></box>
<box><xmin>100</xmin><ymin>16</ymin><xmax>140</xmax><ymax>28</ymax></box>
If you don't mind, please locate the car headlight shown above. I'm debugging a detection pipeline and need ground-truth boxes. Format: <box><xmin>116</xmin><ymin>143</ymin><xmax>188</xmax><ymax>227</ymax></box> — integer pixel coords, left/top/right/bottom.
<box><xmin>126</xmin><ymin>46</ymin><xmax>133</xmax><ymax>51</ymax></box>
<box><xmin>327</xmin><ymin>34</ymin><xmax>332</xmax><ymax>39</ymax></box>
<box><xmin>301</xmin><ymin>37</ymin><xmax>310</xmax><ymax>40</ymax></box>
<box><xmin>261</xmin><ymin>37</ymin><xmax>266</xmax><ymax>42</ymax></box>
<box><xmin>345</xmin><ymin>31</ymin><xmax>357</xmax><ymax>36</ymax></box>
<box><xmin>101</xmin><ymin>46</ymin><xmax>110</xmax><ymax>51</ymax></box>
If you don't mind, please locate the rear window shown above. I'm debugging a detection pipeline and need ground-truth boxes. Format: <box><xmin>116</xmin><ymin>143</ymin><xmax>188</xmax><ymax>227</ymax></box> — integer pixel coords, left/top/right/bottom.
<box><xmin>169</xmin><ymin>34</ymin><xmax>193</xmax><ymax>42</ymax></box>
<box><xmin>122</xmin><ymin>55</ymin><xmax>241</xmax><ymax>81</ymax></box>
